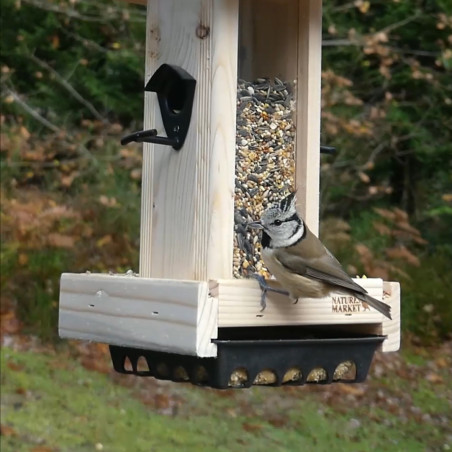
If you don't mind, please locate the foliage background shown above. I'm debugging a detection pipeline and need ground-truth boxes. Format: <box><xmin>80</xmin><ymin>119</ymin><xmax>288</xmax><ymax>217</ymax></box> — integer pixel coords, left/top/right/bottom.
<box><xmin>1</xmin><ymin>0</ymin><xmax>451</xmax><ymax>341</ymax></box>
<box><xmin>1</xmin><ymin>1</ymin><xmax>451</xmax><ymax>451</ymax></box>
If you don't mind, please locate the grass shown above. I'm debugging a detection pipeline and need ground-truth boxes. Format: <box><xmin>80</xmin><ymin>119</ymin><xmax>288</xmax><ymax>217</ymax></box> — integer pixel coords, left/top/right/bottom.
<box><xmin>1</xmin><ymin>346</ymin><xmax>451</xmax><ymax>452</ymax></box>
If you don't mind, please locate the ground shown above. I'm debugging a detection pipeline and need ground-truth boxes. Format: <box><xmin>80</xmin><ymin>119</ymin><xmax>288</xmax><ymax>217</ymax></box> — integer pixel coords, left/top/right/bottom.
<box><xmin>1</xmin><ymin>336</ymin><xmax>451</xmax><ymax>452</ymax></box>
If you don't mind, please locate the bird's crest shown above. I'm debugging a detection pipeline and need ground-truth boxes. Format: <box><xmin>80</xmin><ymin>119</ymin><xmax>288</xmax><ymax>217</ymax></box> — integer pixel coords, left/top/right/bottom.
<box><xmin>278</xmin><ymin>191</ymin><xmax>297</xmax><ymax>214</ymax></box>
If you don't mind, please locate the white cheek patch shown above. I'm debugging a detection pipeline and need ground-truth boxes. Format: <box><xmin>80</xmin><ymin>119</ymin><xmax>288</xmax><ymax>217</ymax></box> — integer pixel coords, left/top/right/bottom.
<box><xmin>291</xmin><ymin>222</ymin><xmax>305</xmax><ymax>244</ymax></box>
<box><xmin>270</xmin><ymin>222</ymin><xmax>304</xmax><ymax>249</ymax></box>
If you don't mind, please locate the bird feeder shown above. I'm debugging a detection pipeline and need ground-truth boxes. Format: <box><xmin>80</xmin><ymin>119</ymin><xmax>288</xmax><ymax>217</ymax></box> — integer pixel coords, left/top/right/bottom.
<box><xmin>59</xmin><ymin>0</ymin><xmax>400</xmax><ymax>388</ymax></box>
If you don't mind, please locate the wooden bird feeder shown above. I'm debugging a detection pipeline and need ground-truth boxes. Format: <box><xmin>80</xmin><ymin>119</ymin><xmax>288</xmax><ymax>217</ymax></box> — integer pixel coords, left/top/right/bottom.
<box><xmin>59</xmin><ymin>0</ymin><xmax>400</xmax><ymax>388</ymax></box>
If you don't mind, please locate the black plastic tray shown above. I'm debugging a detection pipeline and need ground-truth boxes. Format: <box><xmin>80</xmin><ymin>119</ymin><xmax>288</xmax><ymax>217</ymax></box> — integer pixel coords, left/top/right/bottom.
<box><xmin>109</xmin><ymin>333</ymin><xmax>385</xmax><ymax>389</ymax></box>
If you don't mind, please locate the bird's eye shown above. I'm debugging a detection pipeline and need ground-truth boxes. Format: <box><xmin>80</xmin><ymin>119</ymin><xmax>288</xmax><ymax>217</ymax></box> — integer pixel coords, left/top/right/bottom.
<box><xmin>274</xmin><ymin>220</ymin><xmax>282</xmax><ymax>226</ymax></box>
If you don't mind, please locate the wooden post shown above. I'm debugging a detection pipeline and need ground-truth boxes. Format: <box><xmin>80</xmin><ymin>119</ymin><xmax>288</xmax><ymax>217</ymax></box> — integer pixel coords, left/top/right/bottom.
<box><xmin>296</xmin><ymin>0</ymin><xmax>322</xmax><ymax>235</ymax></box>
<box><xmin>140</xmin><ymin>0</ymin><xmax>239</xmax><ymax>281</ymax></box>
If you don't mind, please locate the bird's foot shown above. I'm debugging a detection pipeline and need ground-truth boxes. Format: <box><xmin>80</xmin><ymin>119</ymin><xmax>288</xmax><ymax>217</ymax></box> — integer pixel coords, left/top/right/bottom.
<box><xmin>251</xmin><ymin>274</ymin><xmax>289</xmax><ymax>311</ymax></box>
<box><xmin>292</xmin><ymin>298</ymin><xmax>299</xmax><ymax>305</ymax></box>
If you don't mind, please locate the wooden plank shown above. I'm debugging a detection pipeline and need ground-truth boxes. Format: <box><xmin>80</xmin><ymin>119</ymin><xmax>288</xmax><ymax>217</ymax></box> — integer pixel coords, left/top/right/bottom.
<box><xmin>238</xmin><ymin>0</ymin><xmax>299</xmax><ymax>81</ymax></box>
<box><xmin>295</xmin><ymin>0</ymin><xmax>322</xmax><ymax>234</ymax></box>
<box><xmin>212</xmin><ymin>277</ymin><xmax>390</xmax><ymax>325</ymax></box>
<box><xmin>140</xmin><ymin>0</ymin><xmax>238</xmax><ymax>281</ymax></box>
<box><xmin>59</xmin><ymin>273</ymin><xmax>218</xmax><ymax>357</ymax></box>
<box><xmin>59</xmin><ymin>273</ymin><xmax>399</xmax><ymax>356</ymax></box>
<box><xmin>381</xmin><ymin>281</ymin><xmax>400</xmax><ymax>352</ymax></box>
<box><xmin>293</xmin><ymin>281</ymin><xmax>400</xmax><ymax>352</ymax></box>
<box><xmin>208</xmin><ymin>0</ymin><xmax>240</xmax><ymax>279</ymax></box>
<box><xmin>211</xmin><ymin>277</ymin><xmax>400</xmax><ymax>353</ymax></box>
<box><xmin>139</xmin><ymin>0</ymin><xmax>156</xmax><ymax>280</ymax></box>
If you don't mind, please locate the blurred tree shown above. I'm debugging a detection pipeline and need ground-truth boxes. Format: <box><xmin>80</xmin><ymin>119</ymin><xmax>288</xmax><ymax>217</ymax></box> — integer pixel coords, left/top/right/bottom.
<box><xmin>1</xmin><ymin>0</ymin><xmax>146</xmax><ymax>129</ymax></box>
<box><xmin>321</xmin><ymin>0</ymin><xmax>452</xmax><ymax>241</ymax></box>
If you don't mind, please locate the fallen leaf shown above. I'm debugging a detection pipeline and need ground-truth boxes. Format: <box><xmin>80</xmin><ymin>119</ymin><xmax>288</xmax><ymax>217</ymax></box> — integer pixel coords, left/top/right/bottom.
<box><xmin>396</xmin><ymin>220</ymin><xmax>423</xmax><ymax>238</ymax></box>
<box><xmin>20</xmin><ymin>126</ymin><xmax>30</xmax><ymax>140</ymax></box>
<box><xmin>425</xmin><ymin>373</ymin><xmax>443</xmax><ymax>384</ymax></box>
<box><xmin>7</xmin><ymin>361</ymin><xmax>24</xmax><ymax>371</ymax></box>
<box><xmin>81</xmin><ymin>357</ymin><xmax>110</xmax><ymax>374</ymax></box>
<box><xmin>374</xmin><ymin>207</ymin><xmax>396</xmax><ymax>221</ymax></box>
<box><xmin>0</xmin><ymin>424</ymin><xmax>17</xmax><ymax>436</ymax></box>
<box><xmin>109</xmin><ymin>123</ymin><xmax>123</xmax><ymax>134</ymax></box>
<box><xmin>61</xmin><ymin>172</ymin><xmax>79</xmax><ymax>187</ymax></box>
<box><xmin>47</xmin><ymin>233</ymin><xmax>75</xmax><ymax>248</ymax></box>
<box><xmin>31</xmin><ymin>447</ymin><xmax>55</xmax><ymax>452</ymax></box>
<box><xmin>268</xmin><ymin>416</ymin><xmax>287</xmax><ymax>428</ymax></box>
<box><xmin>435</xmin><ymin>357</ymin><xmax>450</xmax><ymax>368</ymax></box>
<box><xmin>130</xmin><ymin>168</ymin><xmax>141</xmax><ymax>180</ymax></box>
<box><xmin>355</xmin><ymin>0</ymin><xmax>370</xmax><ymax>13</ymax></box>
<box><xmin>154</xmin><ymin>393</ymin><xmax>170</xmax><ymax>410</ymax></box>
<box><xmin>358</xmin><ymin>171</ymin><xmax>370</xmax><ymax>183</ymax></box>
<box><xmin>96</xmin><ymin>235</ymin><xmax>113</xmax><ymax>247</ymax></box>
<box><xmin>336</xmin><ymin>383</ymin><xmax>365</xmax><ymax>396</ymax></box>
<box><xmin>386</xmin><ymin>246</ymin><xmax>420</xmax><ymax>266</ymax></box>
<box><xmin>373</xmin><ymin>221</ymin><xmax>391</xmax><ymax>236</ymax></box>
<box><xmin>51</xmin><ymin>34</ymin><xmax>60</xmax><ymax>49</ymax></box>
<box><xmin>0</xmin><ymin>311</ymin><xmax>22</xmax><ymax>334</ymax></box>
<box><xmin>242</xmin><ymin>422</ymin><xmax>263</xmax><ymax>433</ymax></box>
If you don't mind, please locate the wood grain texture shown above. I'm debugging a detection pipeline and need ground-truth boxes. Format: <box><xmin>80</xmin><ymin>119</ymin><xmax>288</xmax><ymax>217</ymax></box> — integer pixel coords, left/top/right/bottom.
<box><xmin>212</xmin><ymin>277</ymin><xmax>384</xmax><ymax>323</ymax></box>
<box><xmin>59</xmin><ymin>273</ymin><xmax>218</xmax><ymax>357</ymax></box>
<box><xmin>295</xmin><ymin>0</ymin><xmax>322</xmax><ymax>235</ymax></box>
<box><xmin>381</xmin><ymin>281</ymin><xmax>401</xmax><ymax>352</ymax></box>
<box><xmin>238</xmin><ymin>0</ymin><xmax>299</xmax><ymax>81</ymax></box>
<box><xmin>210</xmin><ymin>277</ymin><xmax>400</xmax><ymax>352</ymax></box>
<box><xmin>139</xmin><ymin>0</ymin><xmax>158</xmax><ymax>278</ymax></box>
<box><xmin>206</xmin><ymin>0</ymin><xmax>239</xmax><ymax>280</ymax></box>
<box><xmin>58</xmin><ymin>274</ymin><xmax>399</xmax><ymax>356</ymax></box>
<box><xmin>140</xmin><ymin>0</ymin><xmax>238</xmax><ymax>281</ymax></box>
<box><xmin>323</xmin><ymin>282</ymin><xmax>401</xmax><ymax>352</ymax></box>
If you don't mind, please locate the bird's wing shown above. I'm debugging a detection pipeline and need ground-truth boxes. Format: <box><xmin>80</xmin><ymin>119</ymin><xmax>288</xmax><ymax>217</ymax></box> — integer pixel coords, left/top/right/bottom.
<box><xmin>273</xmin><ymin>248</ymin><xmax>367</xmax><ymax>295</ymax></box>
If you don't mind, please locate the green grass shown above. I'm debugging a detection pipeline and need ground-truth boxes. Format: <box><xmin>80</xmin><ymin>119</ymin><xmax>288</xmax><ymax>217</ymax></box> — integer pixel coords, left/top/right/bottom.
<box><xmin>1</xmin><ymin>347</ymin><xmax>451</xmax><ymax>452</ymax></box>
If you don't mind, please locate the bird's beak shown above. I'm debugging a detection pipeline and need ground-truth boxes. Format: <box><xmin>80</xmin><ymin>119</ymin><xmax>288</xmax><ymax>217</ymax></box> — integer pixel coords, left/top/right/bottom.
<box><xmin>247</xmin><ymin>221</ymin><xmax>264</xmax><ymax>230</ymax></box>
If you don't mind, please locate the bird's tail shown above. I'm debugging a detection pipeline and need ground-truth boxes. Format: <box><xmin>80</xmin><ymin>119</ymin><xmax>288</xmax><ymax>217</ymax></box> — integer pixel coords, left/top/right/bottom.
<box><xmin>360</xmin><ymin>293</ymin><xmax>392</xmax><ymax>320</ymax></box>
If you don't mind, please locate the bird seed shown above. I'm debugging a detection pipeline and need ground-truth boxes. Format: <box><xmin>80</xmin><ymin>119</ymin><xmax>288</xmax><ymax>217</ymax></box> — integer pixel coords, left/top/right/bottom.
<box><xmin>234</xmin><ymin>78</ymin><xmax>296</xmax><ymax>278</ymax></box>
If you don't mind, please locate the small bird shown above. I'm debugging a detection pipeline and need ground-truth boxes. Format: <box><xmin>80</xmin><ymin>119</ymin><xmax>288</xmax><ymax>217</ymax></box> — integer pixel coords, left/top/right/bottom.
<box><xmin>248</xmin><ymin>192</ymin><xmax>391</xmax><ymax>319</ymax></box>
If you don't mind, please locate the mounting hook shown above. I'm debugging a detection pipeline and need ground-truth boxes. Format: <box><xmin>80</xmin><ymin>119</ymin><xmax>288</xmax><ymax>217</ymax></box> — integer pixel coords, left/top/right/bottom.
<box><xmin>121</xmin><ymin>129</ymin><xmax>179</xmax><ymax>147</ymax></box>
<box><xmin>121</xmin><ymin>64</ymin><xmax>196</xmax><ymax>151</ymax></box>
<box><xmin>320</xmin><ymin>145</ymin><xmax>337</xmax><ymax>154</ymax></box>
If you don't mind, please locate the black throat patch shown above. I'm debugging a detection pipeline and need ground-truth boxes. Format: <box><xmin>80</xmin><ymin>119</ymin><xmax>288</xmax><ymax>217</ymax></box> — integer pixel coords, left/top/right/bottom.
<box><xmin>261</xmin><ymin>231</ymin><xmax>271</xmax><ymax>248</ymax></box>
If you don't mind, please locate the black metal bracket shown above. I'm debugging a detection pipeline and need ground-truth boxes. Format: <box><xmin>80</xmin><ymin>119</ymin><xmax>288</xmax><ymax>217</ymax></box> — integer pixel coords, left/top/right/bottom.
<box><xmin>120</xmin><ymin>129</ymin><xmax>178</xmax><ymax>147</ymax></box>
<box><xmin>121</xmin><ymin>64</ymin><xmax>196</xmax><ymax>151</ymax></box>
<box><xmin>320</xmin><ymin>145</ymin><xmax>337</xmax><ymax>154</ymax></box>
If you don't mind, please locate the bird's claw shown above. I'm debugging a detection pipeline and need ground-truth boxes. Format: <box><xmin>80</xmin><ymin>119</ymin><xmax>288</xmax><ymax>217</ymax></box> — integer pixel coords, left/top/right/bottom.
<box><xmin>251</xmin><ymin>274</ymin><xmax>268</xmax><ymax>311</ymax></box>
<box><xmin>251</xmin><ymin>274</ymin><xmax>289</xmax><ymax>311</ymax></box>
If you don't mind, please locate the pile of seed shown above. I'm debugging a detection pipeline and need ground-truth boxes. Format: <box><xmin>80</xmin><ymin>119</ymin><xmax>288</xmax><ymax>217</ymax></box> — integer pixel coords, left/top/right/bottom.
<box><xmin>233</xmin><ymin>78</ymin><xmax>296</xmax><ymax>278</ymax></box>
